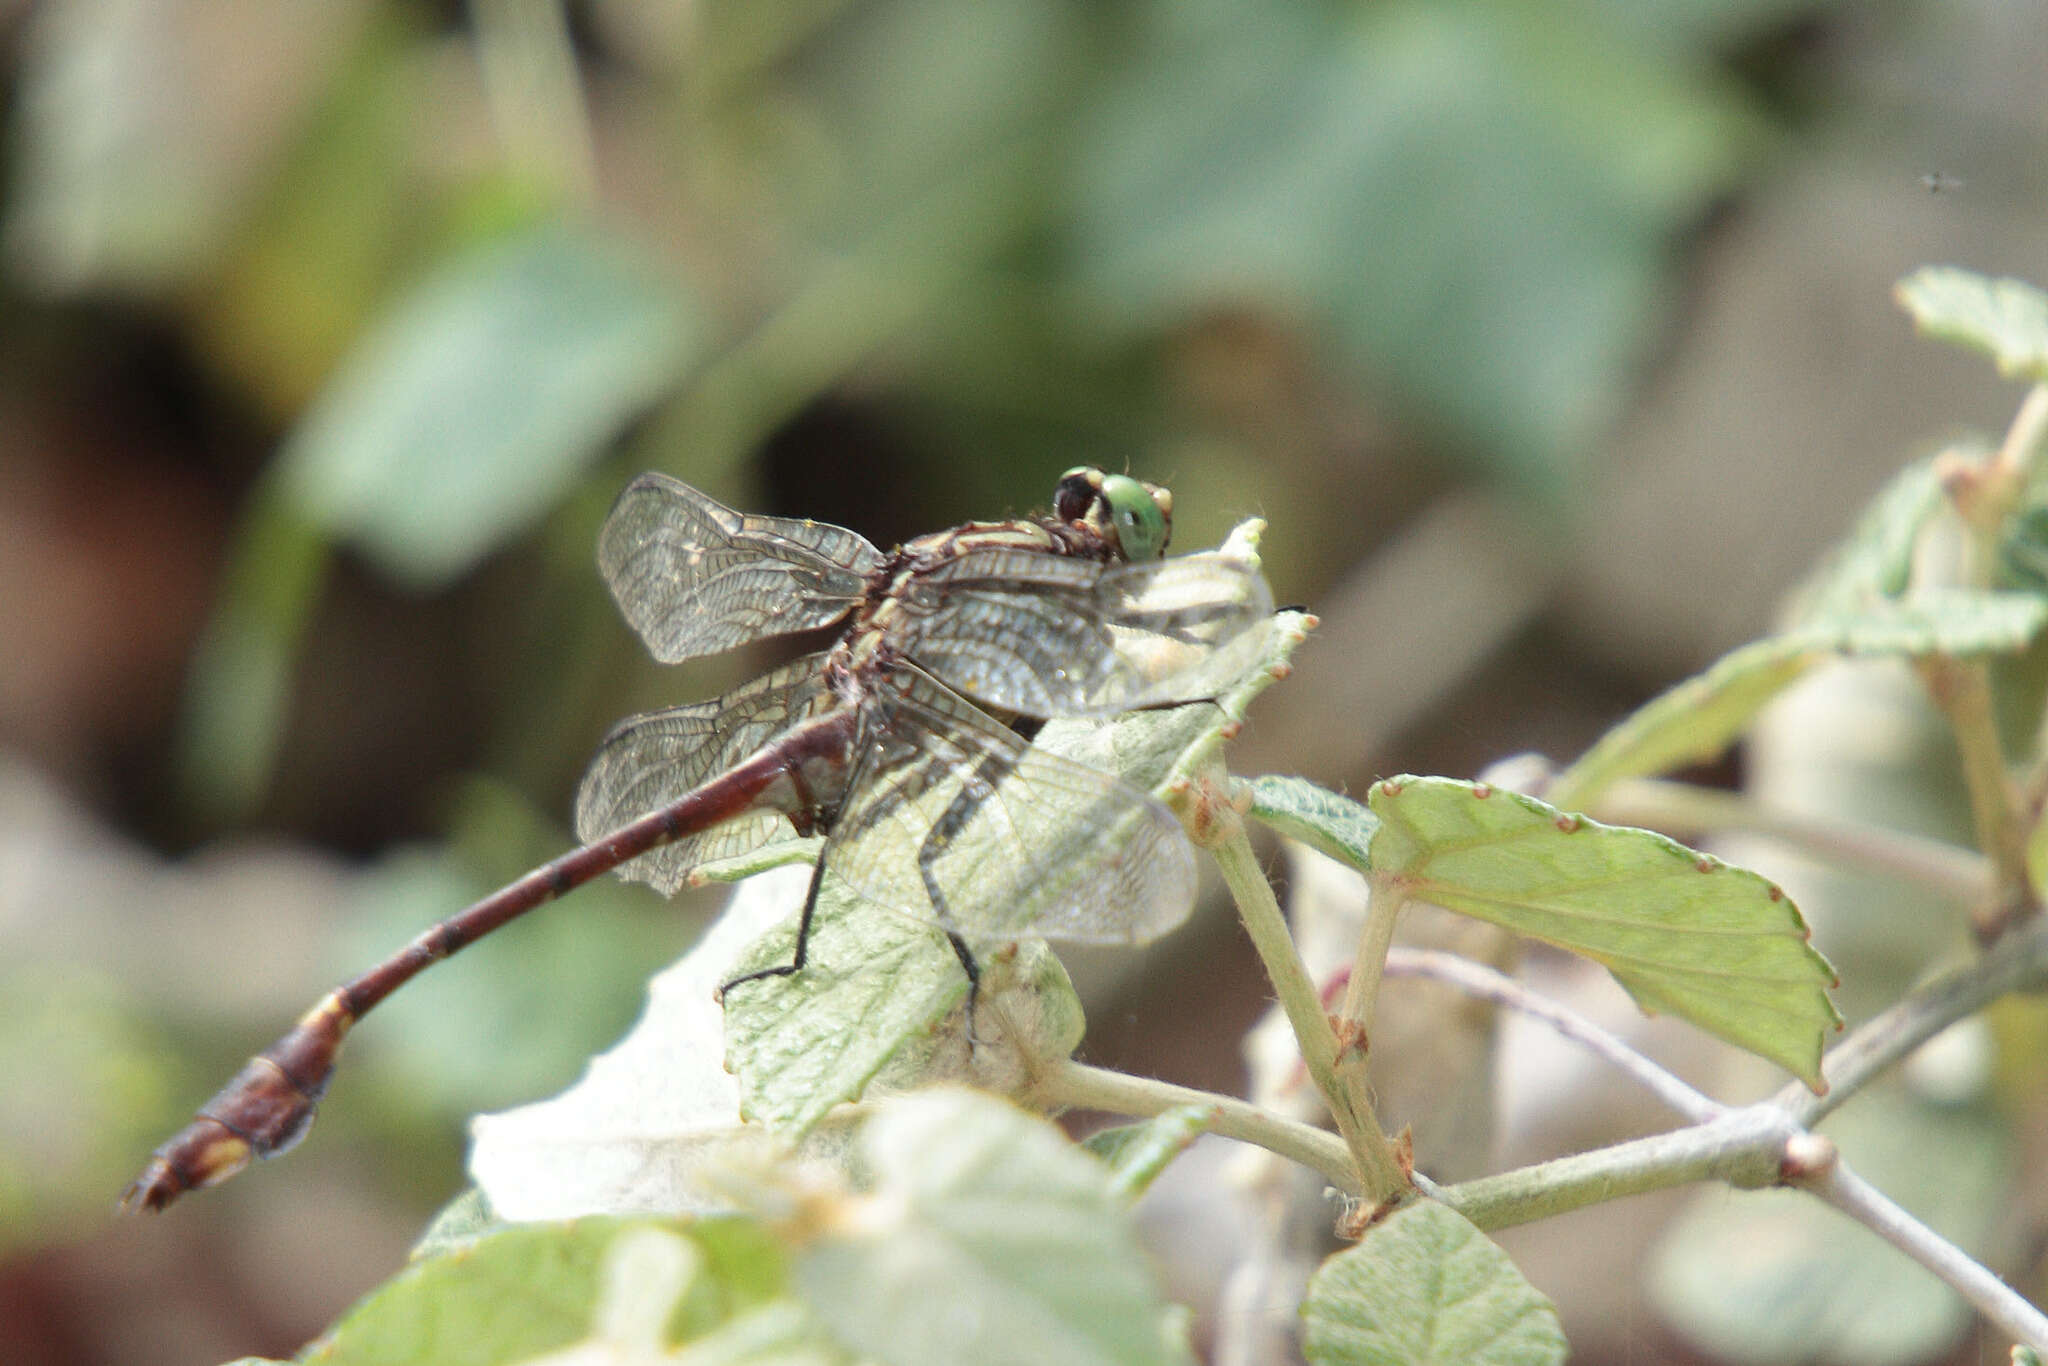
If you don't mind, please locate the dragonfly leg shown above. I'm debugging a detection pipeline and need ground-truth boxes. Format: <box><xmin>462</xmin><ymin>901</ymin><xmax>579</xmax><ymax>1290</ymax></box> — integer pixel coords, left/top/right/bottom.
<box><xmin>917</xmin><ymin>761</ymin><xmax>1006</xmax><ymax>1042</ymax></box>
<box><xmin>942</xmin><ymin>929</ymin><xmax>985</xmax><ymax>1044</ymax></box>
<box><xmin>716</xmin><ymin>854</ymin><xmax>827</xmax><ymax>998</ymax></box>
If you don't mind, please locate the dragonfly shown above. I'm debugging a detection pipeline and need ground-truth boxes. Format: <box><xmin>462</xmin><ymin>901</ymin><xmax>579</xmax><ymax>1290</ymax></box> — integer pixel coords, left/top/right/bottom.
<box><xmin>124</xmin><ymin>466</ymin><xmax>1273</xmax><ymax>1212</ymax></box>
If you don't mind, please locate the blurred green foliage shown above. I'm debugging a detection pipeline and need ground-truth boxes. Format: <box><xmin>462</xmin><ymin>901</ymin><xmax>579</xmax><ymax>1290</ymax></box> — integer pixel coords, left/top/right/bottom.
<box><xmin>0</xmin><ymin>0</ymin><xmax>1911</xmax><ymax>1360</ymax></box>
<box><xmin>3</xmin><ymin>0</ymin><xmax>1806</xmax><ymax>821</ymax></box>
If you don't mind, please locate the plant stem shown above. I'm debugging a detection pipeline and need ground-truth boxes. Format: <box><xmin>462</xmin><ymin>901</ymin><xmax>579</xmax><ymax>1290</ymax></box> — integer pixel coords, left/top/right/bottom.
<box><xmin>1780</xmin><ymin>914</ymin><xmax>2048</xmax><ymax>1125</ymax></box>
<box><xmin>1206</xmin><ymin>803</ymin><xmax>1407</xmax><ymax>1199</ymax></box>
<box><xmin>1332</xmin><ymin>877</ymin><xmax>1404</xmax><ymax>1073</ymax></box>
<box><xmin>1442</xmin><ymin>1105</ymin><xmax>2047</xmax><ymax>1349</ymax></box>
<box><xmin>1916</xmin><ymin>655</ymin><xmax>2031</xmax><ymax>933</ymax></box>
<box><xmin>472</xmin><ymin>0</ymin><xmax>598</xmax><ymax>204</ymax></box>
<box><xmin>1030</xmin><ymin>1059</ymin><xmax>1363</xmax><ymax>1196</ymax></box>
<box><xmin>1802</xmin><ymin>1156</ymin><xmax>2048</xmax><ymax>1350</ymax></box>
<box><xmin>1415</xmin><ymin>913</ymin><xmax>2048</xmax><ymax>1347</ymax></box>
<box><xmin>1993</xmin><ymin>383</ymin><xmax>2048</xmax><ymax>484</ymax></box>
<box><xmin>1436</xmin><ymin>1109</ymin><xmax>1792</xmax><ymax>1230</ymax></box>
<box><xmin>1384</xmin><ymin>948</ymin><xmax>1722</xmax><ymax>1123</ymax></box>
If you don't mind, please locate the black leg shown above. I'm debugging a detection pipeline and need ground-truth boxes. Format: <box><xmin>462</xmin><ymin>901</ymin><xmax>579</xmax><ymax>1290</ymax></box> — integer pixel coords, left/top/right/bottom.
<box><xmin>917</xmin><ymin>754</ymin><xmax>1009</xmax><ymax>1040</ymax></box>
<box><xmin>943</xmin><ymin>929</ymin><xmax>984</xmax><ymax>1042</ymax></box>
<box><xmin>717</xmin><ymin>854</ymin><xmax>829</xmax><ymax>999</ymax></box>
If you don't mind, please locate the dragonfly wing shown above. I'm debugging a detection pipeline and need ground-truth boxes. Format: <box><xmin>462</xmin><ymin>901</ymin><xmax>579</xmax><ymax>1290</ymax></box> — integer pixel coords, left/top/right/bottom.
<box><xmin>574</xmin><ymin>656</ymin><xmax>839</xmax><ymax>894</ymax></box>
<box><xmin>904</xmin><ymin>548</ymin><xmax>1274</xmax><ymax>717</ymax></box>
<box><xmin>599</xmin><ymin>473</ymin><xmax>885</xmax><ymax>663</ymax></box>
<box><xmin>824</xmin><ymin>668</ymin><xmax>1197</xmax><ymax>945</ymax></box>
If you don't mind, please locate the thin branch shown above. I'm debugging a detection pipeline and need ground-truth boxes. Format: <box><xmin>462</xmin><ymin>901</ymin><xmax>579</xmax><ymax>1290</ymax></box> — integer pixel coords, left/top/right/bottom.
<box><xmin>1030</xmin><ymin>1059</ymin><xmax>1363</xmax><ymax>1197</ymax></box>
<box><xmin>1203</xmin><ymin>793</ymin><xmax>1406</xmax><ymax>1198</ymax></box>
<box><xmin>1432</xmin><ymin>1108</ymin><xmax>1792</xmax><ymax>1231</ymax></box>
<box><xmin>1780</xmin><ymin>915</ymin><xmax>2048</xmax><ymax>1125</ymax></box>
<box><xmin>1918</xmin><ymin>655</ymin><xmax>2030</xmax><ymax>933</ymax></box>
<box><xmin>1332</xmin><ymin>874</ymin><xmax>1406</xmax><ymax>1100</ymax></box>
<box><xmin>1384</xmin><ymin>948</ymin><xmax>1723</xmax><ymax>1123</ymax></box>
<box><xmin>472</xmin><ymin>0</ymin><xmax>598</xmax><ymax>205</ymax></box>
<box><xmin>1993</xmin><ymin>383</ymin><xmax>2048</xmax><ymax>484</ymax></box>
<box><xmin>1802</xmin><ymin>1156</ymin><xmax>2048</xmax><ymax>1350</ymax></box>
<box><xmin>1593</xmin><ymin>778</ymin><xmax>1990</xmax><ymax>907</ymax></box>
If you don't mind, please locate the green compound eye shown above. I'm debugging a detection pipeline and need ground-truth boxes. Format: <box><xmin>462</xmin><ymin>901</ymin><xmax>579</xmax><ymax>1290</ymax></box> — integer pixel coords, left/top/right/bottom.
<box><xmin>1098</xmin><ymin>473</ymin><xmax>1168</xmax><ymax>560</ymax></box>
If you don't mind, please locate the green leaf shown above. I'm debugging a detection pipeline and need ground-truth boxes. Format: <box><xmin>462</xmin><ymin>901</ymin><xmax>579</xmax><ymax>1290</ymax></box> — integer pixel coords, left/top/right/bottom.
<box><xmin>1367</xmin><ymin>777</ymin><xmax>1840</xmax><ymax>1086</ymax></box>
<box><xmin>1548</xmin><ymin>589</ymin><xmax>2048</xmax><ymax>809</ymax></box>
<box><xmin>1546</xmin><ymin>635</ymin><xmax>1818</xmax><ymax>811</ymax></box>
<box><xmin>1082</xmin><ymin>1105</ymin><xmax>1216</xmax><ymax>1202</ymax></box>
<box><xmin>720</xmin><ymin>879</ymin><xmax>973</xmax><ymax>1134</ymax></box>
<box><xmin>659</xmin><ymin>1300</ymin><xmax>856</xmax><ymax>1366</ymax></box>
<box><xmin>410</xmin><ymin>1187</ymin><xmax>506</xmax><ymax>1261</ymax></box>
<box><xmin>1998</xmin><ymin>503</ymin><xmax>2048</xmax><ymax>592</ymax></box>
<box><xmin>723</xmin><ymin>879</ymin><xmax>1085</xmax><ymax>1135</ymax></box>
<box><xmin>280</xmin><ymin>223</ymin><xmax>700</xmax><ymax>589</ymax></box>
<box><xmin>1807</xmin><ymin>589</ymin><xmax>2048</xmax><ymax>656</ymax></box>
<box><xmin>1650</xmin><ymin>1085</ymin><xmax>2006</xmax><ymax>1365</ymax></box>
<box><xmin>1248</xmin><ymin>776</ymin><xmax>1382</xmax><ymax>871</ymax></box>
<box><xmin>1793</xmin><ymin>454</ymin><xmax>1948</xmax><ymax>619</ymax></box>
<box><xmin>797</xmin><ymin>1089</ymin><xmax>1195</xmax><ymax>1366</ymax></box>
<box><xmin>1895</xmin><ymin>267</ymin><xmax>2048</xmax><ymax>382</ymax></box>
<box><xmin>310</xmin><ymin>1218</ymin><xmax>788</xmax><ymax>1365</ymax></box>
<box><xmin>1300</xmin><ymin>1201</ymin><xmax>1566</xmax><ymax>1366</ymax></box>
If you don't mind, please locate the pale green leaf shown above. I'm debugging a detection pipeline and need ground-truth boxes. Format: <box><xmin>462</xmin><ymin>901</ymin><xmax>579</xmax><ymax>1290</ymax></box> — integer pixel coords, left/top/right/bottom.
<box><xmin>1249</xmin><ymin>775</ymin><xmax>1380</xmax><ymax>870</ymax></box>
<box><xmin>722</xmin><ymin>880</ymin><xmax>1085</xmax><ymax>1135</ymax></box>
<box><xmin>1367</xmin><ymin>777</ymin><xmax>1840</xmax><ymax>1086</ymax></box>
<box><xmin>1548</xmin><ymin>589</ymin><xmax>2048</xmax><ymax>810</ymax></box>
<box><xmin>1998</xmin><ymin>503</ymin><xmax>2048</xmax><ymax>592</ymax></box>
<box><xmin>280</xmin><ymin>224</ymin><xmax>700</xmax><ymax>588</ymax></box>
<box><xmin>798</xmin><ymin>1089</ymin><xmax>1194</xmax><ymax>1366</ymax></box>
<box><xmin>666</xmin><ymin>1300</ymin><xmax>855</xmax><ymax>1366</ymax></box>
<box><xmin>1545</xmin><ymin>637</ymin><xmax>1823</xmax><ymax>810</ymax></box>
<box><xmin>311</xmin><ymin>1218</ymin><xmax>788</xmax><ymax>1366</ymax></box>
<box><xmin>1792</xmin><ymin>454</ymin><xmax>1947</xmax><ymax>620</ymax></box>
<box><xmin>1300</xmin><ymin>1201</ymin><xmax>1565</xmax><ymax>1366</ymax></box>
<box><xmin>410</xmin><ymin>1187</ymin><xmax>505</xmax><ymax>1261</ymax></box>
<box><xmin>1806</xmin><ymin>588</ymin><xmax>2048</xmax><ymax>657</ymax></box>
<box><xmin>720</xmin><ymin>879</ymin><xmax>971</xmax><ymax>1135</ymax></box>
<box><xmin>1082</xmin><ymin>1105</ymin><xmax>1216</xmax><ymax>1202</ymax></box>
<box><xmin>1895</xmin><ymin>267</ymin><xmax>2048</xmax><ymax>382</ymax></box>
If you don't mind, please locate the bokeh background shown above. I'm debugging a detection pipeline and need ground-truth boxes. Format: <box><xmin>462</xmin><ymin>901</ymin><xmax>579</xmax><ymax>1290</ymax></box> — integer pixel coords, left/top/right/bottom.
<box><xmin>3</xmin><ymin>1</ymin><xmax>2046</xmax><ymax>1363</ymax></box>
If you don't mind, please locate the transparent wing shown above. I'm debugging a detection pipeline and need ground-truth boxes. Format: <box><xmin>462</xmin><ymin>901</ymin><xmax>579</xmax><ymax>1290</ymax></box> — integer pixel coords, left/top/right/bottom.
<box><xmin>598</xmin><ymin>472</ymin><xmax>885</xmax><ymax>664</ymax></box>
<box><xmin>823</xmin><ymin>667</ymin><xmax>1197</xmax><ymax>945</ymax></box>
<box><xmin>901</xmin><ymin>548</ymin><xmax>1274</xmax><ymax>718</ymax></box>
<box><xmin>574</xmin><ymin>656</ymin><xmax>840</xmax><ymax>894</ymax></box>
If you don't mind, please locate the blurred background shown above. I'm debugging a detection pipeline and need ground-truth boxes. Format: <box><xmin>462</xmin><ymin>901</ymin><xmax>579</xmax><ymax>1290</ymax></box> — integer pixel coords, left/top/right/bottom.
<box><xmin>2</xmin><ymin>0</ymin><xmax>2045</xmax><ymax>1362</ymax></box>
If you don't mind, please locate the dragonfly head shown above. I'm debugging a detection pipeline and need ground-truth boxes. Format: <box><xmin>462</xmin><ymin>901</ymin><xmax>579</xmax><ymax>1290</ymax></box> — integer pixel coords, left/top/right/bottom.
<box><xmin>1054</xmin><ymin>467</ymin><xmax>1173</xmax><ymax>561</ymax></box>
